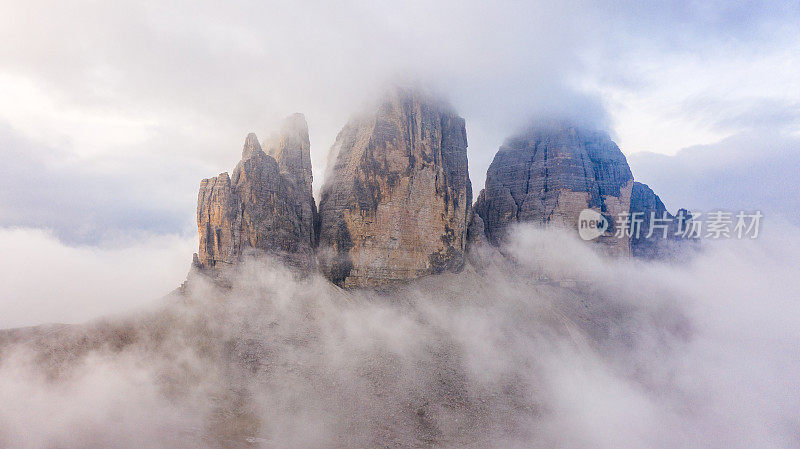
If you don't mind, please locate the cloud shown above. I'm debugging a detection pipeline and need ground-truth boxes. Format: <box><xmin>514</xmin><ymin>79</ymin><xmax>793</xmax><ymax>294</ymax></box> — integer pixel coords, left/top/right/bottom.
<box><xmin>0</xmin><ymin>227</ymin><xmax>194</xmax><ymax>328</ymax></box>
<box><xmin>0</xmin><ymin>2</ymin><xmax>798</xmax><ymax>446</ymax></box>
<box><xmin>1</xmin><ymin>0</ymin><xmax>798</xmax><ymax>242</ymax></box>
<box><xmin>682</xmin><ymin>97</ymin><xmax>800</xmax><ymax>132</ymax></box>
<box><xmin>0</xmin><ymin>122</ymin><xmax>201</xmax><ymax>244</ymax></box>
<box><xmin>628</xmin><ymin>129</ymin><xmax>800</xmax><ymax>221</ymax></box>
<box><xmin>1</xmin><ymin>225</ymin><xmax>799</xmax><ymax>447</ymax></box>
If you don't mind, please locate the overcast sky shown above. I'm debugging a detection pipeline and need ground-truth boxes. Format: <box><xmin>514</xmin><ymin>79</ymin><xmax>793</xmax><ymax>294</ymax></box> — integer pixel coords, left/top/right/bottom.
<box><xmin>0</xmin><ymin>0</ymin><xmax>799</xmax><ymax>325</ymax></box>
<box><xmin>1</xmin><ymin>0</ymin><xmax>799</xmax><ymax>241</ymax></box>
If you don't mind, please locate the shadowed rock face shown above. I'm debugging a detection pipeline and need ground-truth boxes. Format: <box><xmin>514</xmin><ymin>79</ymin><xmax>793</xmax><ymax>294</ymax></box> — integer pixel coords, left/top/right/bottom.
<box><xmin>629</xmin><ymin>182</ymin><xmax>697</xmax><ymax>259</ymax></box>
<box><xmin>318</xmin><ymin>88</ymin><xmax>472</xmax><ymax>288</ymax></box>
<box><xmin>195</xmin><ymin>115</ymin><xmax>317</xmax><ymax>272</ymax></box>
<box><xmin>265</xmin><ymin>113</ymin><xmax>314</xmax><ymax>195</ymax></box>
<box><xmin>263</xmin><ymin>113</ymin><xmax>318</xmax><ymax>254</ymax></box>
<box><xmin>629</xmin><ymin>181</ymin><xmax>674</xmax><ymax>258</ymax></box>
<box><xmin>473</xmin><ymin>123</ymin><xmax>634</xmax><ymax>254</ymax></box>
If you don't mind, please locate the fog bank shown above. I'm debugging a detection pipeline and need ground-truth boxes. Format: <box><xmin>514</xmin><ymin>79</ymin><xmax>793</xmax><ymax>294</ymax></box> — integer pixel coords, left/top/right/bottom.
<box><xmin>0</xmin><ymin>225</ymin><xmax>798</xmax><ymax>448</ymax></box>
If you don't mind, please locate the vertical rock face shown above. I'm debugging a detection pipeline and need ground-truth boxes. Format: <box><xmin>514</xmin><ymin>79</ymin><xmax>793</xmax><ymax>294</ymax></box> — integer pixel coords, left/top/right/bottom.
<box><xmin>629</xmin><ymin>182</ymin><xmax>696</xmax><ymax>258</ymax></box>
<box><xmin>195</xmin><ymin>115</ymin><xmax>317</xmax><ymax>272</ymax></box>
<box><xmin>263</xmin><ymin>113</ymin><xmax>317</xmax><ymax>253</ymax></box>
<box><xmin>473</xmin><ymin>122</ymin><xmax>634</xmax><ymax>254</ymax></box>
<box><xmin>265</xmin><ymin>113</ymin><xmax>314</xmax><ymax>194</ymax></box>
<box><xmin>197</xmin><ymin>172</ymin><xmax>241</xmax><ymax>266</ymax></box>
<box><xmin>629</xmin><ymin>181</ymin><xmax>673</xmax><ymax>258</ymax></box>
<box><xmin>318</xmin><ymin>88</ymin><xmax>472</xmax><ymax>288</ymax></box>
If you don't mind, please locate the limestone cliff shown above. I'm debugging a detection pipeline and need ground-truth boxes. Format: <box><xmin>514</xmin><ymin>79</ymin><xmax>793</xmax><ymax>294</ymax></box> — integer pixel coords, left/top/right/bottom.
<box><xmin>472</xmin><ymin>122</ymin><xmax>634</xmax><ymax>255</ymax></box>
<box><xmin>263</xmin><ymin>113</ymin><xmax>318</xmax><ymax>253</ymax></box>
<box><xmin>195</xmin><ymin>115</ymin><xmax>317</xmax><ymax>272</ymax></box>
<box><xmin>318</xmin><ymin>88</ymin><xmax>472</xmax><ymax>288</ymax></box>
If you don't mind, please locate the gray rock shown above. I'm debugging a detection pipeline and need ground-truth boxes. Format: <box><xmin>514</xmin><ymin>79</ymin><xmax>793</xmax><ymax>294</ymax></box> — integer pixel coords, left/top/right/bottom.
<box><xmin>629</xmin><ymin>182</ymin><xmax>698</xmax><ymax>258</ymax></box>
<box><xmin>264</xmin><ymin>113</ymin><xmax>317</xmax><ymax>251</ymax></box>
<box><xmin>629</xmin><ymin>181</ymin><xmax>673</xmax><ymax>258</ymax></box>
<box><xmin>195</xmin><ymin>115</ymin><xmax>317</xmax><ymax>272</ymax></box>
<box><xmin>317</xmin><ymin>87</ymin><xmax>472</xmax><ymax>288</ymax></box>
<box><xmin>473</xmin><ymin>122</ymin><xmax>634</xmax><ymax>254</ymax></box>
<box><xmin>265</xmin><ymin>112</ymin><xmax>314</xmax><ymax>195</ymax></box>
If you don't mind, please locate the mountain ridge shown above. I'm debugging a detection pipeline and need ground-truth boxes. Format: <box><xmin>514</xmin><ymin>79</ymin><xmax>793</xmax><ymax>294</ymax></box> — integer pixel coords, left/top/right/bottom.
<box><xmin>194</xmin><ymin>87</ymin><xmax>691</xmax><ymax>287</ymax></box>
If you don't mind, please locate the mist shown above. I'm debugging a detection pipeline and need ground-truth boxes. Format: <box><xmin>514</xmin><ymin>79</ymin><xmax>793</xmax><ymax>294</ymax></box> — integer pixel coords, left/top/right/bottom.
<box><xmin>1</xmin><ymin>224</ymin><xmax>798</xmax><ymax>448</ymax></box>
<box><xmin>0</xmin><ymin>228</ymin><xmax>194</xmax><ymax>328</ymax></box>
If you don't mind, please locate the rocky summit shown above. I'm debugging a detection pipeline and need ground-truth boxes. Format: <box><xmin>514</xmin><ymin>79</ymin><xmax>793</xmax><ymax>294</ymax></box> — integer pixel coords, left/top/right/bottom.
<box><xmin>195</xmin><ymin>114</ymin><xmax>317</xmax><ymax>272</ymax></box>
<box><xmin>471</xmin><ymin>122</ymin><xmax>634</xmax><ymax>255</ymax></box>
<box><xmin>317</xmin><ymin>88</ymin><xmax>472</xmax><ymax>288</ymax></box>
<box><xmin>192</xmin><ymin>90</ymin><xmax>690</xmax><ymax>288</ymax></box>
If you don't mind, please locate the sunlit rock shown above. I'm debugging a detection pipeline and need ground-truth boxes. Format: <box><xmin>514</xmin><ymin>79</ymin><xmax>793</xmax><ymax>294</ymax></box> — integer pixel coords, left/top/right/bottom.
<box><xmin>318</xmin><ymin>87</ymin><xmax>472</xmax><ymax>287</ymax></box>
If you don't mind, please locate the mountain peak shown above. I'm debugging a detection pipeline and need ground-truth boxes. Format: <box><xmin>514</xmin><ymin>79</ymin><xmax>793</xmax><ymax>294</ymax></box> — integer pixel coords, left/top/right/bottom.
<box><xmin>242</xmin><ymin>132</ymin><xmax>262</xmax><ymax>159</ymax></box>
<box><xmin>265</xmin><ymin>113</ymin><xmax>312</xmax><ymax>194</ymax></box>
<box><xmin>317</xmin><ymin>88</ymin><xmax>471</xmax><ymax>287</ymax></box>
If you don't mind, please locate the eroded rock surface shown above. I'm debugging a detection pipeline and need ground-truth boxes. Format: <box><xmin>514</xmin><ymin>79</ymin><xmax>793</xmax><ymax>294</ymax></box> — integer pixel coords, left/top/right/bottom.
<box><xmin>318</xmin><ymin>88</ymin><xmax>472</xmax><ymax>288</ymax></box>
<box><xmin>195</xmin><ymin>115</ymin><xmax>317</xmax><ymax>272</ymax></box>
<box><xmin>472</xmin><ymin>122</ymin><xmax>634</xmax><ymax>254</ymax></box>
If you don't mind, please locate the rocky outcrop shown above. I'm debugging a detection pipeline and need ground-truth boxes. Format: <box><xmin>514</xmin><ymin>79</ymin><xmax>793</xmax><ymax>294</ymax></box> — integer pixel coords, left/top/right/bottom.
<box><xmin>317</xmin><ymin>88</ymin><xmax>472</xmax><ymax>288</ymax></box>
<box><xmin>196</xmin><ymin>171</ymin><xmax>241</xmax><ymax>267</ymax></box>
<box><xmin>472</xmin><ymin>122</ymin><xmax>634</xmax><ymax>254</ymax></box>
<box><xmin>629</xmin><ymin>182</ymin><xmax>697</xmax><ymax>258</ymax></box>
<box><xmin>263</xmin><ymin>113</ymin><xmax>318</xmax><ymax>253</ymax></box>
<box><xmin>629</xmin><ymin>181</ymin><xmax>674</xmax><ymax>258</ymax></box>
<box><xmin>191</xmin><ymin>94</ymin><xmax>689</xmax><ymax>287</ymax></box>
<box><xmin>195</xmin><ymin>115</ymin><xmax>317</xmax><ymax>272</ymax></box>
<box><xmin>265</xmin><ymin>113</ymin><xmax>314</xmax><ymax>195</ymax></box>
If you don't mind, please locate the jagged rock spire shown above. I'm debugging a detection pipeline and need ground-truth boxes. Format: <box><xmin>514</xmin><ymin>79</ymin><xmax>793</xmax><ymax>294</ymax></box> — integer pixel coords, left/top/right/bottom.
<box><xmin>193</xmin><ymin>91</ymin><xmax>691</xmax><ymax>288</ymax></box>
<box><xmin>265</xmin><ymin>113</ymin><xmax>313</xmax><ymax>194</ymax></box>
<box><xmin>242</xmin><ymin>133</ymin><xmax>262</xmax><ymax>159</ymax></box>
<box><xmin>195</xmin><ymin>116</ymin><xmax>317</xmax><ymax>272</ymax></box>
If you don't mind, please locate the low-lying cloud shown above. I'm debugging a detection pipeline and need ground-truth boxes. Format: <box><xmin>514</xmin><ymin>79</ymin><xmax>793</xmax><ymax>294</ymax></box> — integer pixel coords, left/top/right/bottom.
<box><xmin>1</xmin><ymin>224</ymin><xmax>798</xmax><ymax>448</ymax></box>
<box><xmin>0</xmin><ymin>227</ymin><xmax>194</xmax><ymax>328</ymax></box>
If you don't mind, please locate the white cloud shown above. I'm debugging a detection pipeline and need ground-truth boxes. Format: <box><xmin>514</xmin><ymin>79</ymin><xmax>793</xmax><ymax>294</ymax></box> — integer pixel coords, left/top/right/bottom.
<box><xmin>0</xmin><ymin>0</ymin><xmax>796</xmax><ymax>223</ymax></box>
<box><xmin>1</xmin><ymin>225</ymin><xmax>799</xmax><ymax>447</ymax></box>
<box><xmin>628</xmin><ymin>130</ymin><xmax>800</xmax><ymax>220</ymax></box>
<box><xmin>0</xmin><ymin>228</ymin><xmax>194</xmax><ymax>328</ymax></box>
<box><xmin>0</xmin><ymin>3</ymin><xmax>798</xmax><ymax>445</ymax></box>
<box><xmin>595</xmin><ymin>41</ymin><xmax>800</xmax><ymax>155</ymax></box>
